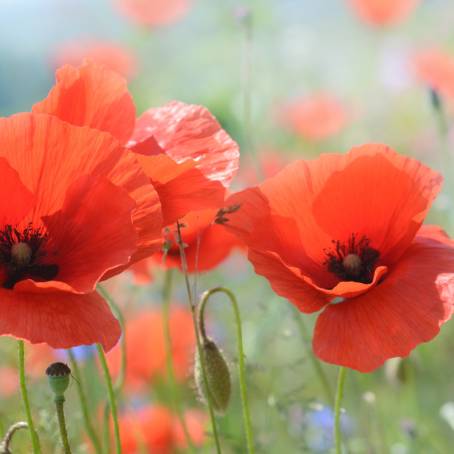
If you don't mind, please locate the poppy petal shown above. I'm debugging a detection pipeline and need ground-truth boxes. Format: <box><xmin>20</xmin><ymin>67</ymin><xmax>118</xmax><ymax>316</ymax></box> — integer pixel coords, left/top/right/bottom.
<box><xmin>0</xmin><ymin>289</ymin><xmax>120</xmax><ymax>351</ymax></box>
<box><xmin>176</xmin><ymin>222</ymin><xmax>240</xmax><ymax>273</ymax></box>
<box><xmin>221</xmin><ymin>187</ymin><xmax>270</xmax><ymax>242</ymax></box>
<box><xmin>256</xmin><ymin>144</ymin><xmax>441</xmax><ymax>271</ymax></box>
<box><xmin>0</xmin><ymin>157</ymin><xmax>34</xmax><ymax>226</ymax></box>
<box><xmin>129</xmin><ymin>101</ymin><xmax>239</xmax><ymax>187</ymax></box>
<box><xmin>248</xmin><ymin>249</ymin><xmax>327</xmax><ymax>313</ymax></box>
<box><xmin>136</xmin><ymin>153</ymin><xmax>225</xmax><ymax>225</ymax></box>
<box><xmin>0</xmin><ymin>113</ymin><xmax>162</xmax><ymax>272</ymax></box>
<box><xmin>43</xmin><ymin>175</ymin><xmax>137</xmax><ymax>293</ymax></box>
<box><xmin>33</xmin><ymin>62</ymin><xmax>136</xmax><ymax>143</ymax></box>
<box><xmin>105</xmin><ymin>152</ymin><xmax>163</xmax><ymax>270</ymax></box>
<box><xmin>311</xmin><ymin>144</ymin><xmax>442</xmax><ymax>264</ymax></box>
<box><xmin>303</xmin><ymin>265</ymin><xmax>388</xmax><ymax>299</ymax></box>
<box><xmin>313</xmin><ymin>228</ymin><xmax>454</xmax><ymax>372</ymax></box>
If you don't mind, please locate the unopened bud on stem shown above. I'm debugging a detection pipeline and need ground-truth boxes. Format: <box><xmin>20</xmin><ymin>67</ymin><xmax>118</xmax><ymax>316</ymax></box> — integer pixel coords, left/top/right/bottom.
<box><xmin>195</xmin><ymin>338</ymin><xmax>231</xmax><ymax>415</ymax></box>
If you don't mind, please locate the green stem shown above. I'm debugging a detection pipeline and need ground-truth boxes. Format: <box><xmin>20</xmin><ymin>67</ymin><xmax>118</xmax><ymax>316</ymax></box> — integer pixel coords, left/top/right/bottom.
<box><xmin>97</xmin><ymin>285</ymin><xmax>127</xmax><ymax>393</ymax></box>
<box><xmin>429</xmin><ymin>89</ymin><xmax>448</xmax><ymax>138</ymax></box>
<box><xmin>0</xmin><ymin>422</ymin><xmax>28</xmax><ymax>452</ymax></box>
<box><xmin>103</xmin><ymin>403</ymin><xmax>112</xmax><ymax>454</ymax></box>
<box><xmin>199</xmin><ymin>287</ymin><xmax>256</xmax><ymax>454</ymax></box>
<box><xmin>239</xmin><ymin>8</ymin><xmax>263</xmax><ymax>180</ymax></box>
<box><xmin>55</xmin><ymin>397</ymin><xmax>72</xmax><ymax>454</ymax></box>
<box><xmin>97</xmin><ymin>344</ymin><xmax>122</xmax><ymax>454</ymax></box>
<box><xmin>292</xmin><ymin>309</ymin><xmax>334</xmax><ymax>404</ymax></box>
<box><xmin>175</xmin><ymin>222</ymin><xmax>222</xmax><ymax>454</ymax></box>
<box><xmin>18</xmin><ymin>341</ymin><xmax>42</xmax><ymax>454</ymax></box>
<box><xmin>334</xmin><ymin>367</ymin><xmax>347</xmax><ymax>454</ymax></box>
<box><xmin>161</xmin><ymin>268</ymin><xmax>195</xmax><ymax>451</ymax></box>
<box><xmin>68</xmin><ymin>350</ymin><xmax>103</xmax><ymax>454</ymax></box>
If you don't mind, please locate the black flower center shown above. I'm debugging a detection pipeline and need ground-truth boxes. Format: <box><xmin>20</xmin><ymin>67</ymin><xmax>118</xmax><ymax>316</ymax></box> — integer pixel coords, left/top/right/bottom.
<box><xmin>324</xmin><ymin>234</ymin><xmax>379</xmax><ymax>284</ymax></box>
<box><xmin>0</xmin><ymin>224</ymin><xmax>59</xmax><ymax>289</ymax></box>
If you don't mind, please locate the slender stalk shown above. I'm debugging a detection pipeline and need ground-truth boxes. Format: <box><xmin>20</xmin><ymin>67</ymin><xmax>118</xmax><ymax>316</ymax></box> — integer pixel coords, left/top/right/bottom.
<box><xmin>334</xmin><ymin>367</ymin><xmax>347</xmax><ymax>454</ymax></box>
<box><xmin>429</xmin><ymin>89</ymin><xmax>454</xmax><ymax>231</ymax></box>
<box><xmin>199</xmin><ymin>287</ymin><xmax>256</xmax><ymax>454</ymax></box>
<box><xmin>103</xmin><ymin>403</ymin><xmax>112</xmax><ymax>454</ymax></box>
<box><xmin>97</xmin><ymin>286</ymin><xmax>125</xmax><ymax>453</ymax></box>
<box><xmin>97</xmin><ymin>344</ymin><xmax>122</xmax><ymax>454</ymax></box>
<box><xmin>68</xmin><ymin>350</ymin><xmax>103</xmax><ymax>454</ymax></box>
<box><xmin>18</xmin><ymin>341</ymin><xmax>42</xmax><ymax>454</ymax></box>
<box><xmin>175</xmin><ymin>222</ymin><xmax>222</xmax><ymax>454</ymax></box>
<box><xmin>292</xmin><ymin>309</ymin><xmax>334</xmax><ymax>404</ymax></box>
<box><xmin>239</xmin><ymin>7</ymin><xmax>263</xmax><ymax>179</ymax></box>
<box><xmin>0</xmin><ymin>422</ymin><xmax>28</xmax><ymax>452</ymax></box>
<box><xmin>429</xmin><ymin>89</ymin><xmax>448</xmax><ymax>138</ymax></box>
<box><xmin>161</xmin><ymin>268</ymin><xmax>195</xmax><ymax>451</ymax></box>
<box><xmin>55</xmin><ymin>396</ymin><xmax>72</xmax><ymax>454</ymax></box>
<box><xmin>97</xmin><ymin>285</ymin><xmax>127</xmax><ymax>392</ymax></box>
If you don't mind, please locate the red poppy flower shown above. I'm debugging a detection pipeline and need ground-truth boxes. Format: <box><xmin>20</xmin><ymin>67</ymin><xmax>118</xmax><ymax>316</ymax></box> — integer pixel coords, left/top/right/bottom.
<box><xmin>280</xmin><ymin>94</ymin><xmax>347</xmax><ymax>141</ymax></box>
<box><xmin>129</xmin><ymin>100</ymin><xmax>239</xmax><ymax>225</ymax></box>
<box><xmin>0</xmin><ymin>112</ymin><xmax>159</xmax><ymax>350</ymax></box>
<box><xmin>53</xmin><ymin>41</ymin><xmax>137</xmax><ymax>78</ymax></box>
<box><xmin>115</xmin><ymin>0</ymin><xmax>192</xmax><ymax>27</ymax></box>
<box><xmin>225</xmin><ymin>144</ymin><xmax>454</xmax><ymax>372</ymax></box>
<box><xmin>34</xmin><ymin>62</ymin><xmax>239</xmax><ymax>231</ymax></box>
<box><xmin>347</xmin><ymin>0</ymin><xmax>420</xmax><ymax>26</ymax></box>
<box><xmin>412</xmin><ymin>49</ymin><xmax>454</xmax><ymax>101</ymax></box>
<box><xmin>131</xmin><ymin>206</ymin><xmax>242</xmax><ymax>282</ymax></box>
<box><xmin>107</xmin><ymin>307</ymin><xmax>195</xmax><ymax>390</ymax></box>
<box><xmin>118</xmin><ymin>406</ymin><xmax>205</xmax><ymax>454</ymax></box>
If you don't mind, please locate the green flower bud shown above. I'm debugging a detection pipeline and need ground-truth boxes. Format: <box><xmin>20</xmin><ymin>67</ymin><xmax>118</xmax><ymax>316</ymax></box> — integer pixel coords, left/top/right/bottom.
<box><xmin>46</xmin><ymin>362</ymin><xmax>71</xmax><ymax>399</ymax></box>
<box><xmin>194</xmin><ymin>339</ymin><xmax>231</xmax><ymax>415</ymax></box>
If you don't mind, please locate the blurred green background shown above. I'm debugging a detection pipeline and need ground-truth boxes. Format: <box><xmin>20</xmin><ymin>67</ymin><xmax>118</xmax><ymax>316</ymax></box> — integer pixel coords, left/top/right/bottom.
<box><xmin>1</xmin><ymin>1</ymin><xmax>454</xmax><ymax>453</ymax></box>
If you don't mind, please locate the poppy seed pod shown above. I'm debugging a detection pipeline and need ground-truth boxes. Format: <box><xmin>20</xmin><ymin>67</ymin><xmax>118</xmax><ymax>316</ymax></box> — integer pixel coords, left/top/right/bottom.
<box><xmin>194</xmin><ymin>339</ymin><xmax>231</xmax><ymax>415</ymax></box>
<box><xmin>46</xmin><ymin>362</ymin><xmax>71</xmax><ymax>400</ymax></box>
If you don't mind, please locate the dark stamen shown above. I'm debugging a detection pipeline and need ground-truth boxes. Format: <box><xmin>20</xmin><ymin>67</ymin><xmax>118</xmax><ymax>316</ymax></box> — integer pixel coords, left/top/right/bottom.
<box><xmin>324</xmin><ymin>234</ymin><xmax>379</xmax><ymax>284</ymax></box>
<box><xmin>0</xmin><ymin>224</ymin><xmax>59</xmax><ymax>289</ymax></box>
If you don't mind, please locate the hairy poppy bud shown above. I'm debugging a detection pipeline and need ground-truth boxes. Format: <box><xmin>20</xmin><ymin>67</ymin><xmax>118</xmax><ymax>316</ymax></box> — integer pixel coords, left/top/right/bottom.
<box><xmin>46</xmin><ymin>362</ymin><xmax>71</xmax><ymax>400</ymax></box>
<box><xmin>194</xmin><ymin>339</ymin><xmax>231</xmax><ymax>415</ymax></box>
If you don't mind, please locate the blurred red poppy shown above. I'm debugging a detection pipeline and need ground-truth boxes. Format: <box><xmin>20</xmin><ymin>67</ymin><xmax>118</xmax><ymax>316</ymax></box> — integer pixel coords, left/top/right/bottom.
<box><xmin>34</xmin><ymin>63</ymin><xmax>239</xmax><ymax>247</ymax></box>
<box><xmin>131</xmin><ymin>205</ymin><xmax>242</xmax><ymax>282</ymax></box>
<box><xmin>118</xmin><ymin>405</ymin><xmax>205</xmax><ymax>454</ymax></box>
<box><xmin>115</xmin><ymin>0</ymin><xmax>192</xmax><ymax>26</ymax></box>
<box><xmin>107</xmin><ymin>307</ymin><xmax>195</xmax><ymax>390</ymax></box>
<box><xmin>225</xmin><ymin>144</ymin><xmax>454</xmax><ymax>372</ymax></box>
<box><xmin>280</xmin><ymin>94</ymin><xmax>347</xmax><ymax>141</ymax></box>
<box><xmin>0</xmin><ymin>366</ymin><xmax>18</xmax><ymax>398</ymax></box>
<box><xmin>348</xmin><ymin>0</ymin><xmax>420</xmax><ymax>26</ymax></box>
<box><xmin>26</xmin><ymin>343</ymin><xmax>55</xmax><ymax>378</ymax></box>
<box><xmin>53</xmin><ymin>41</ymin><xmax>137</xmax><ymax>78</ymax></box>
<box><xmin>239</xmin><ymin>150</ymin><xmax>288</xmax><ymax>186</ymax></box>
<box><xmin>413</xmin><ymin>49</ymin><xmax>454</xmax><ymax>101</ymax></box>
<box><xmin>0</xmin><ymin>112</ymin><xmax>156</xmax><ymax>350</ymax></box>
